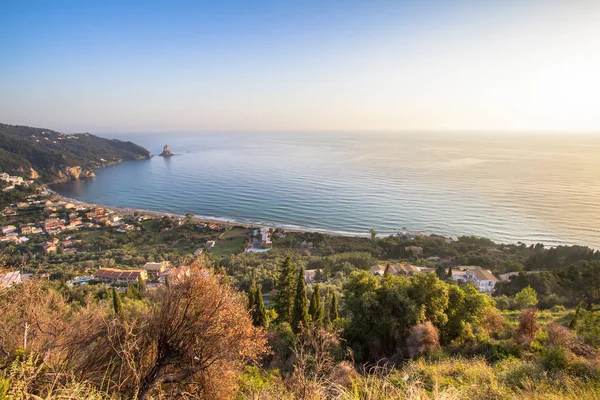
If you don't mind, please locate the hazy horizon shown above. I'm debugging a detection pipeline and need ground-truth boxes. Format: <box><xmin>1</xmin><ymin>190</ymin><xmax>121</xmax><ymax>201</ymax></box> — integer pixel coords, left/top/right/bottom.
<box><xmin>2</xmin><ymin>0</ymin><xmax>600</xmax><ymax>134</ymax></box>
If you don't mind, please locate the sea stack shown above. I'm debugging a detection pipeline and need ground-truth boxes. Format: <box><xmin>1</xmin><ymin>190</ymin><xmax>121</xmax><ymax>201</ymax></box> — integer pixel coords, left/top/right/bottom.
<box><xmin>159</xmin><ymin>145</ymin><xmax>173</xmax><ymax>157</ymax></box>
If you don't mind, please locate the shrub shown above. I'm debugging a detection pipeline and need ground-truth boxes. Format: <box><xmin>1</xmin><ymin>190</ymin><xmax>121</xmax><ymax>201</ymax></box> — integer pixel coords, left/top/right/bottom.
<box><xmin>495</xmin><ymin>358</ymin><xmax>546</xmax><ymax>389</ymax></box>
<box><xmin>514</xmin><ymin>286</ymin><xmax>538</xmax><ymax>310</ymax></box>
<box><xmin>541</xmin><ymin>346</ymin><xmax>569</xmax><ymax>372</ymax></box>
<box><xmin>407</xmin><ymin>322</ymin><xmax>440</xmax><ymax>358</ymax></box>
<box><xmin>513</xmin><ymin>309</ymin><xmax>540</xmax><ymax>347</ymax></box>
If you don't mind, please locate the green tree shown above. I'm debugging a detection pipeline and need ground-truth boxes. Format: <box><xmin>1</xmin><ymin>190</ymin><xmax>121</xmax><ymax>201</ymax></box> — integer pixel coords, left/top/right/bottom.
<box><xmin>343</xmin><ymin>271</ymin><xmax>419</xmax><ymax>361</ymax></box>
<box><xmin>569</xmin><ymin>301</ymin><xmax>583</xmax><ymax>329</ymax></box>
<box><xmin>408</xmin><ymin>273</ymin><xmax>449</xmax><ymax>328</ymax></box>
<box><xmin>253</xmin><ymin>286</ymin><xmax>269</xmax><ymax>328</ymax></box>
<box><xmin>515</xmin><ymin>285</ymin><xmax>538</xmax><ymax>309</ymax></box>
<box><xmin>138</xmin><ymin>276</ymin><xmax>146</xmax><ymax>292</ymax></box>
<box><xmin>322</xmin><ymin>257</ymin><xmax>332</xmax><ymax>281</ymax></box>
<box><xmin>292</xmin><ymin>267</ymin><xmax>310</xmax><ymax>333</ymax></box>
<box><xmin>329</xmin><ymin>291</ymin><xmax>339</xmax><ymax>322</ymax></box>
<box><xmin>442</xmin><ymin>284</ymin><xmax>495</xmax><ymax>344</ymax></box>
<box><xmin>274</xmin><ymin>257</ymin><xmax>296</xmax><ymax>324</ymax></box>
<box><xmin>248</xmin><ymin>285</ymin><xmax>256</xmax><ymax>311</ymax></box>
<box><xmin>369</xmin><ymin>228</ymin><xmax>377</xmax><ymax>240</ymax></box>
<box><xmin>112</xmin><ymin>287</ymin><xmax>123</xmax><ymax>316</ymax></box>
<box><xmin>308</xmin><ymin>283</ymin><xmax>324</xmax><ymax>325</ymax></box>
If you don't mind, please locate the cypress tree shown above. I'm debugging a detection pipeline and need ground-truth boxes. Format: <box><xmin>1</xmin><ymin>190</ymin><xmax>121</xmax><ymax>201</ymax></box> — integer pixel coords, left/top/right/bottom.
<box><xmin>248</xmin><ymin>285</ymin><xmax>256</xmax><ymax>311</ymax></box>
<box><xmin>384</xmin><ymin>263</ymin><xmax>392</xmax><ymax>276</ymax></box>
<box><xmin>329</xmin><ymin>291</ymin><xmax>339</xmax><ymax>322</ymax></box>
<box><xmin>569</xmin><ymin>301</ymin><xmax>583</xmax><ymax>329</ymax></box>
<box><xmin>447</xmin><ymin>265</ymin><xmax>453</xmax><ymax>278</ymax></box>
<box><xmin>324</xmin><ymin>287</ymin><xmax>332</xmax><ymax>325</ymax></box>
<box><xmin>292</xmin><ymin>267</ymin><xmax>310</xmax><ymax>333</ymax></box>
<box><xmin>112</xmin><ymin>287</ymin><xmax>123</xmax><ymax>316</ymax></box>
<box><xmin>274</xmin><ymin>257</ymin><xmax>296</xmax><ymax>324</ymax></box>
<box><xmin>138</xmin><ymin>276</ymin><xmax>146</xmax><ymax>292</ymax></box>
<box><xmin>254</xmin><ymin>286</ymin><xmax>269</xmax><ymax>328</ymax></box>
<box><xmin>309</xmin><ymin>283</ymin><xmax>324</xmax><ymax>325</ymax></box>
<box><xmin>323</xmin><ymin>257</ymin><xmax>332</xmax><ymax>282</ymax></box>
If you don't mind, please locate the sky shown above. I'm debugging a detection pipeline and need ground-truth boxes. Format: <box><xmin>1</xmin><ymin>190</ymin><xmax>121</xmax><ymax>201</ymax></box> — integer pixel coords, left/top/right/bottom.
<box><xmin>1</xmin><ymin>0</ymin><xmax>599</xmax><ymax>134</ymax></box>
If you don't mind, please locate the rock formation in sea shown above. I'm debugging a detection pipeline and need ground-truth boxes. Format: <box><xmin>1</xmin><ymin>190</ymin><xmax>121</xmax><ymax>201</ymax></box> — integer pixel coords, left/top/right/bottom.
<box><xmin>159</xmin><ymin>145</ymin><xmax>173</xmax><ymax>157</ymax></box>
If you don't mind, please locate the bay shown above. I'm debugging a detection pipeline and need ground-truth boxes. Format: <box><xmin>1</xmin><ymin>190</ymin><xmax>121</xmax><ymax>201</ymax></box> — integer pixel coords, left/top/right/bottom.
<box><xmin>51</xmin><ymin>132</ymin><xmax>600</xmax><ymax>248</ymax></box>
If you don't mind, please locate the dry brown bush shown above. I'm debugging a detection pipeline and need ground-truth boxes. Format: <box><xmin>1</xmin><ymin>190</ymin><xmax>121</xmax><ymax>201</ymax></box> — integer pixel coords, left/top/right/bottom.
<box><xmin>0</xmin><ymin>280</ymin><xmax>71</xmax><ymax>359</ymax></box>
<box><xmin>513</xmin><ymin>308</ymin><xmax>539</xmax><ymax>347</ymax></box>
<box><xmin>1</xmin><ymin>268</ymin><xmax>267</xmax><ymax>400</ymax></box>
<box><xmin>406</xmin><ymin>321</ymin><xmax>440</xmax><ymax>358</ymax></box>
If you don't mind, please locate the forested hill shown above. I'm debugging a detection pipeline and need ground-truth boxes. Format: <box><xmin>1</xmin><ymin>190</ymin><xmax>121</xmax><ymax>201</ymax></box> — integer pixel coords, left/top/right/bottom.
<box><xmin>0</xmin><ymin>123</ymin><xmax>151</xmax><ymax>183</ymax></box>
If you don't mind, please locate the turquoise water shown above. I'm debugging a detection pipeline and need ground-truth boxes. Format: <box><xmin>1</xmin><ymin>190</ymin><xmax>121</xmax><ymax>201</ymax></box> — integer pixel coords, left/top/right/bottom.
<box><xmin>51</xmin><ymin>132</ymin><xmax>600</xmax><ymax>248</ymax></box>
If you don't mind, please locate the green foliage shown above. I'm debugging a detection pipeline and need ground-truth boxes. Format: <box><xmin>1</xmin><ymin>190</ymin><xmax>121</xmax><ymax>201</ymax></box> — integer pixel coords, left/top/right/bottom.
<box><xmin>111</xmin><ymin>287</ymin><xmax>123</xmax><ymax>316</ymax></box>
<box><xmin>343</xmin><ymin>272</ymin><xmax>497</xmax><ymax>362</ymax></box>
<box><xmin>514</xmin><ymin>285</ymin><xmax>538</xmax><ymax>309</ymax></box>
<box><xmin>408</xmin><ymin>273</ymin><xmax>449</xmax><ymax>328</ymax></box>
<box><xmin>273</xmin><ymin>257</ymin><xmax>296</xmax><ymax>324</ymax></box>
<box><xmin>308</xmin><ymin>284</ymin><xmax>324</xmax><ymax>326</ymax></box>
<box><xmin>575</xmin><ymin>309</ymin><xmax>600</xmax><ymax>347</ymax></box>
<box><xmin>253</xmin><ymin>286</ymin><xmax>269</xmax><ymax>328</ymax></box>
<box><xmin>291</xmin><ymin>267</ymin><xmax>310</xmax><ymax>333</ymax></box>
<box><xmin>541</xmin><ymin>346</ymin><xmax>569</xmax><ymax>372</ymax></box>
<box><xmin>0</xmin><ymin>123</ymin><xmax>150</xmax><ymax>183</ymax></box>
<box><xmin>329</xmin><ymin>291</ymin><xmax>339</xmax><ymax>322</ymax></box>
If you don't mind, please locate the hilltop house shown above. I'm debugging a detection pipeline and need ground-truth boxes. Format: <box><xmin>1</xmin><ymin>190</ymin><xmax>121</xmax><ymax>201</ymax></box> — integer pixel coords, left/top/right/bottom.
<box><xmin>94</xmin><ymin>268</ymin><xmax>148</xmax><ymax>284</ymax></box>
<box><xmin>451</xmin><ymin>266</ymin><xmax>498</xmax><ymax>293</ymax></box>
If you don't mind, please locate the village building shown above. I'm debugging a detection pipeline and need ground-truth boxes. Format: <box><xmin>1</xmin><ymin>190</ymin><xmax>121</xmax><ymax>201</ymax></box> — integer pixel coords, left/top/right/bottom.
<box><xmin>42</xmin><ymin>241</ymin><xmax>57</xmax><ymax>254</ymax></box>
<box><xmin>259</xmin><ymin>227</ymin><xmax>272</xmax><ymax>245</ymax></box>
<box><xmin>143</xmin><ymin>261</ymin><xmax>171</xmax><ymax>276</ymax></box>
<box><xmin>370</xmin><ymin>263</ymin><xmax>421</xmax><ymax>276</ymax></box>
<box><xmin>19</xmin><ymin>224</ymin><xmax>37</xmax><ymax>235</ymax></box>
<box><xmin>0</xmin><ymin>271</ymin><xmax>22</xmax><ymax>290</ymax></box>
<box><xmin>405</xmin><ymin>246</ymin><xmax>423</xmax><ymax>256</ymax></box>
<box><xmin>94</xmin><ymin>268</ymin><xmax>148</xmax><ymax>284</ymax></box>
<box><xmin>1</xmin><ymin>225</ymin><xmax>17</xmax><ymax>235</ymax></box>
<box><xmin>304</xmin><ymin>269</ymin><xmax>321</xmax><ymax>283</ymax></box>
<box><xmin>159</xmin><ymin>265</ymin><xmax>191</xmax><ymax>284</ymax></box>
<box><xmin>0</xmin><ymin>236</ymin><xmax>20</xmax><ymax>243</ymax></box>
<box><xmin>451</xmin><ymin>266</ymin><xmax>498</xmax><ymax>293</ymax></box>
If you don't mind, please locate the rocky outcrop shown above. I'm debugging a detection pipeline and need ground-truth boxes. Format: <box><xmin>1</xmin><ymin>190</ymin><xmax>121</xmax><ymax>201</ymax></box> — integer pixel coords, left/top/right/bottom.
<box><xmin>50</xmin><ymin>166</ymin><xmax>95</xmax><ymax>183</ymax></box>
<box><xmin>159</xmin><ymin>145</ymin><xmax>173</xmax><ymax>157</ymax></box>
<box><xmin>29</xmin><ymin>168</ymin><xmax>39</xmax><ymax>179</ymax></box>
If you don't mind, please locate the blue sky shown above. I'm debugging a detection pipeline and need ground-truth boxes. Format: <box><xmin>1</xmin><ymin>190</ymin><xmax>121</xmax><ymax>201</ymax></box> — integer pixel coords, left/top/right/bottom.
<box><xmin>1</xmin><ymin>1</ymin><xmax>599</xmax><ymax>133</ymax></box>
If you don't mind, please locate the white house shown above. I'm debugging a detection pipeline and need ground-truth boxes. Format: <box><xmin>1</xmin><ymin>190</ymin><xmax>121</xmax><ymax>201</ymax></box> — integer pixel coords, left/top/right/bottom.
<box><xmin>464</xmin><ymin>267</ymin><xmax>498</xmax><ymax>293</ymax></box>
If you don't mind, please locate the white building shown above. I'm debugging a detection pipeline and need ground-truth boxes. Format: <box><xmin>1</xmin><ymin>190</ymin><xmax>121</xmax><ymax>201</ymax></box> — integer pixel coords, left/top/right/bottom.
<box><xmin>452</xmin><ymin>266</ymin><xmax>498</xmax><ymax>293</ymax></box>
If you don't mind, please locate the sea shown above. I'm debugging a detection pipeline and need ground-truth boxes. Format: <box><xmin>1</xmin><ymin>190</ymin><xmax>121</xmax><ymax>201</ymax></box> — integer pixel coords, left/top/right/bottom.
<box><xmin>51</xmin><ymin>132</ymin><xmax>600</xmax><ymax>248</ymax></box>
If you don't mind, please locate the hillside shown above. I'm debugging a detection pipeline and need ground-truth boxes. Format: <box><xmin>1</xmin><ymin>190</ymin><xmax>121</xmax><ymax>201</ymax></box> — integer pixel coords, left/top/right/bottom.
<box><xmin>0</xmin><ymin>123</ymin><xmax>151</xmax><ymax>183</ymax></box>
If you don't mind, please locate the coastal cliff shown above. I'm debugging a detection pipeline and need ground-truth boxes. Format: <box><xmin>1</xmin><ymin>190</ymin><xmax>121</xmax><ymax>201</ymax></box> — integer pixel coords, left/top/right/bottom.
<box><xmin>0</xmin><ymin>123</ymin><xmax>151</xmax><ymax>183</ymax></box>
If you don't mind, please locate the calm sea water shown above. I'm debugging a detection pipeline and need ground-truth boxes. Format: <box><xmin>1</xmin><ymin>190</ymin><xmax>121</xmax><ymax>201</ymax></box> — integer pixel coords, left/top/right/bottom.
<box><xmin>51</xmin><ymin>132</ymin><xmax>600</xmax><ymax>248</ymax></box>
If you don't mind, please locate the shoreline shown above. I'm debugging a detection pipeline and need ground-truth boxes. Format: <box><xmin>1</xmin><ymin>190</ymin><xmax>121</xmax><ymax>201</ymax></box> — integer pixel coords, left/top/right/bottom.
<box><xmin>45</xmin><ymin>188</ymin><xmax>596</xmax><ymax>250</ymax></box>
<box><xmin>47</xmin><ymin>189</ymin><xmax>384</xmax><ymax>238</ymax></box>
